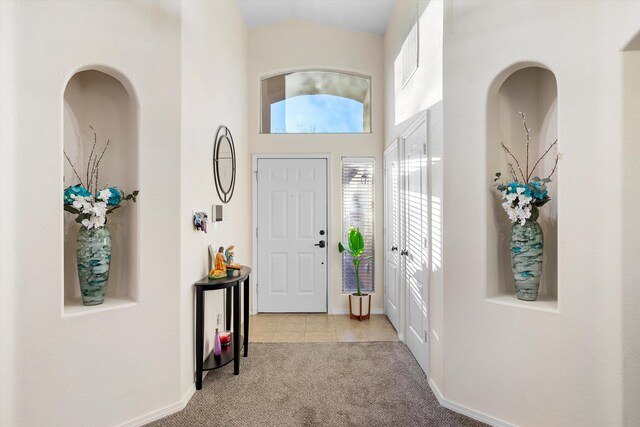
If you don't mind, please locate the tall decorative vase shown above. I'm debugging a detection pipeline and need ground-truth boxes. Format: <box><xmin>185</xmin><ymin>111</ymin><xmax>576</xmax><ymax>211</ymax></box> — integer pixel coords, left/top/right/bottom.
<box><xmin>76</xmin><ymin>226</ymin><xmax>111</xmax><ymax>306</ymax></box>
<box><xmin>510</xmin><ymin>214</ymin><xmax>543</xmax><ymax>301</ymax></box>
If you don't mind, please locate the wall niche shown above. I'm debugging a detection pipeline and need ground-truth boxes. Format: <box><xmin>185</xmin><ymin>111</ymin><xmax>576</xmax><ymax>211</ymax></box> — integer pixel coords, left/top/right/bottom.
<box><xmin>63</xmin><ymin>68</ymin><xmax>139</xmax><ymax>314</ymax></box>
<box><xmin>486</xmin><ymin>65</ymin><xmax>558</xmax><ymax>310</ymax></box>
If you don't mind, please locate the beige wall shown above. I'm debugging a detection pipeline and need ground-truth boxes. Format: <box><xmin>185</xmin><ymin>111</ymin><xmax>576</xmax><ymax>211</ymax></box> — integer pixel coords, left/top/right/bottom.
<box><xmin>384</xmin><ymin>0</ymin><xmax>444</xmax><ymax>386</ymax></box>
<box><xmin>621</xmin><ymin>45</ymin><xmax>640</xmax><ymax>426</ymax></box>
<box><xmin>180</xmin><ymin>0</ymin><xmax>249</xmax><ymax>398</ymax></box>
<box><xmin>0</xmin><ymin>0</ymin><xmax>251</xmax><ymax>425</ymax></box>
<box><xmin>441</xmin><ymin>1</ymin><xmax>640</xmax><ymax>425</ymax></box>
<box><xmin>248</xmin><ymin>21</ymin><xmax>385</xmax><ymax>314</ymax></box>
<box><xmin>0</xmin><ymin>1</ymin><xmax>182</xmax><ymax>425</ymax></box>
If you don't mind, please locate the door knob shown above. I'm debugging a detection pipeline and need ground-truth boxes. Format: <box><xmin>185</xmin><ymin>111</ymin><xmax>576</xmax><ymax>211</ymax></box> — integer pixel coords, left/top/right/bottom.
<box><xmin>391</xmin><ymin>246</ymin><xmax>398</xmax><ymax>252</ymax></box>
<box><xmin>314</xmin><ymin>240</ymin><xmax>326</xmax><ymax>248</ymax></box>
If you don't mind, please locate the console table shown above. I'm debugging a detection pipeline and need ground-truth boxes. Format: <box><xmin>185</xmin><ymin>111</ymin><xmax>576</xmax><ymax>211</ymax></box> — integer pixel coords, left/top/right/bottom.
<box><xmin>194</xmin><ymin>266</ymin><xmax>251</xmax><ymax>390</ymax></box>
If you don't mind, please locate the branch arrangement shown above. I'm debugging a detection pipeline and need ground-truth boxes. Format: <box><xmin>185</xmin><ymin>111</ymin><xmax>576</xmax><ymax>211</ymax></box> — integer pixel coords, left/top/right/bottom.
<box><xmin>63</xmin><ymin>126</ymin><xmax>138</xmax><ymax>229</ymax></box>
<box><xmin>493</xmin><ymin>112</ymin><xmax>559</xmax><ymax>225</ymax></box>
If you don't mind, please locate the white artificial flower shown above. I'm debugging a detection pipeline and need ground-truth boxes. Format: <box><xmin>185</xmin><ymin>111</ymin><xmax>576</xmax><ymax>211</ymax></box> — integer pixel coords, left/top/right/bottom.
<box><xmin>517</xmin><ymin>195</ymin><xmax>532</xmax><ymax>207</ymax></box>
<box><xmin>97</xmin><ymin>189</ymin><xmax>112</xmax><ymax>203</ymax></box>
<box><xmin>92</xmin><ymin>202</ymin><xmax>108</xmax><ymax>217</ymax></box>
<box><xmin>92</xmin><ymin>215</ymin><xmax>106</xmax><ymax>228</ymax></box>
<box><xmin>83</xmin><ymin>214</ymin><xmax>105</xmax><ymax>229</ymax></box>
<box><xmin>72</xmin><ymin>196</ymin><xmax>85</xmax><ymax>209</ymax></box>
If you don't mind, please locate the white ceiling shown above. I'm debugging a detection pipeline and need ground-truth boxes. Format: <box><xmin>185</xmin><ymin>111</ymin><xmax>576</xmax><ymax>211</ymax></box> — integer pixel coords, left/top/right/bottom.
<box><xmin>237</xmin><ymin>0</ymin><xmax>396</xmax><ymax>36</ymax></box>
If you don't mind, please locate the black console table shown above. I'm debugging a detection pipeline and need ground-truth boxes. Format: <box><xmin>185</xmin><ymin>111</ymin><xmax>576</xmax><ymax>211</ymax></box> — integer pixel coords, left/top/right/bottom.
<box><xmin>194</xmin><ymin>266</ymin><xmax>251</xmax><ymax>390</ymax></box>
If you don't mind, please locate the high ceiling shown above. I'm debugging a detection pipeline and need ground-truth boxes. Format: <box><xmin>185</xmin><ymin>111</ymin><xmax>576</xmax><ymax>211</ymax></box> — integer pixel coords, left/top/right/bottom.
<box><xmin>237</xmin><ymin>0</ymin><xmax>396</xmax><ymax>36</ymax></box>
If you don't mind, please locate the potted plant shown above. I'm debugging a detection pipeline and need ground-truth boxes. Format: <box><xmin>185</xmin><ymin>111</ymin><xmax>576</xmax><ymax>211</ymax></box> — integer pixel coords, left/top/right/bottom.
<box><xmin>338</xmin><ymin>226</ymin><xmax>371</xmax><ymax>321</ymax></box>
<box><xmin>493</xmin><ymin>112</ymin><xmax>558</xmax><ymax>301</ymax></box>
<box><xmin>63</xmin><ymin>126</ymin><xmax>139</xmax><ymax>306</ymax></box>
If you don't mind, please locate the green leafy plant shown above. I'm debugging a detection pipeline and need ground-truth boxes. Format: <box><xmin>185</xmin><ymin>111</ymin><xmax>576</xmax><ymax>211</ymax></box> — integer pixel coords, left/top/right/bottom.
<box><xmin>338</xmin><ymin>226</ymin><xmax>366</xmax><ymax>296</ymax></box>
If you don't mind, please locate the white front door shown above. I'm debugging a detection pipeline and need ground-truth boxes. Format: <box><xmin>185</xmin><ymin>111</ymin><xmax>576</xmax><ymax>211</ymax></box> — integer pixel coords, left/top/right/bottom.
<box><xmin>384</xmin><ymin>143</ymin><xmax>400</xmax><ymax>331</ymax></box>
<box><xmin>402</xmin><ymin>117</ymin><xmax>429</xmax><ymax>374</ymax></box>
<box><xmin>257</xmin><ymin>158</ymin><xmax>328</xmax><ymax>312</ymax></box>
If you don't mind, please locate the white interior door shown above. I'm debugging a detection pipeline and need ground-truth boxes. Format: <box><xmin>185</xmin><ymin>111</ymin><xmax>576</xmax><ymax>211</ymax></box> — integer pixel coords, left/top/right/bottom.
<box><xmin>257</xmin><ymin>158</ymin><xmax>328</xmax><ymax>312</ymax></box>
<box><xmin>402</xmin><ymin>118</ymin><xmax>429</xmax><ymax>374</ymax></box>
<box><xmin>384</xmin><ymin>143</ymin><xmax>400</xmax><ymax>331</ymax></box>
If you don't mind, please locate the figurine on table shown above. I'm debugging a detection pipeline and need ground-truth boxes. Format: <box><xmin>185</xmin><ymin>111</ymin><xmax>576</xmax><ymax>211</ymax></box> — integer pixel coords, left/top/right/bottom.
<box><xmin>215</xmin><ymin>247</ymin><xmax>227</xmax><ymax>272</ymax></box>
<box><xmin>208</xmin><ymin>246</ymin><xmax>228</xmax><ymax>279</ymax></box>
<box><xmin>225</xmin><ymin>246</ymin><xmax>235</xmax><ymax>265</ymax></box>
<box><xmin>225</xmin><ymin>245</ymin><xmax>241</xmax><ymax>269</ymax></box>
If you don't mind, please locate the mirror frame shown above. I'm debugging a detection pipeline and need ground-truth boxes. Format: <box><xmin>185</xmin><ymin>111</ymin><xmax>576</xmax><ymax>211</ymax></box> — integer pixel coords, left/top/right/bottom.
<box><xmin>213</xmin><ymin>125</ymin><xmax>236</xmax><ymax>203</ymax></box>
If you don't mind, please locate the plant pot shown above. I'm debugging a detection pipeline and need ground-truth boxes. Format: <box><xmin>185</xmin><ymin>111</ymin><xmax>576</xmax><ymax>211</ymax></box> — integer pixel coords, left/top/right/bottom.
<box><xmin>349</xmin><ymin>294</ymin><xmax>371</xmax><ymax>321</ymax></box>
<box><xmin>76</xmin><ymin>226</ymin><xmax>111</xmax><ymax>306</ymax></box>
<box><xmin>510</xmin><ymin>219</ymin><xmax>543</xmax><ymax>301</ymax></box>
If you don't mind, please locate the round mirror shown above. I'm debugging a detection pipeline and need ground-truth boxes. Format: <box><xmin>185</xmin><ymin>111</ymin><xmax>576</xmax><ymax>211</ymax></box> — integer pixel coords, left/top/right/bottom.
<box><xmin>213</xmin><ymin>126</ymin><xmax>236</xmax><ymax>203</ymax></box>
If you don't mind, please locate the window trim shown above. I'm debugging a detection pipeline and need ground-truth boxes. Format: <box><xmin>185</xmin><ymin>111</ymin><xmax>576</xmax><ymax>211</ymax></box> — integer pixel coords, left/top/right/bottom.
<box><xmin>259</xmin><ymin>69</ymin><xmax>373</xmax><ymax>135</ymax></box>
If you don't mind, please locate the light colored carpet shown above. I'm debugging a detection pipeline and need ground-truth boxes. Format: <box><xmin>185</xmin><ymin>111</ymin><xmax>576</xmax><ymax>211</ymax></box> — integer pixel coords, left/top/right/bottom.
<box><xmin>150</xmin><ymin>342</ymin><xmax>485</xmax><ymax>427</ymax></box>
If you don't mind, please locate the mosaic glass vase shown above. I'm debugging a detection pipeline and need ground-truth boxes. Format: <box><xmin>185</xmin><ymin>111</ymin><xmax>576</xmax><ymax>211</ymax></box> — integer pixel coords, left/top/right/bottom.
<box><xmin>77</xmin><ymin>226</ymin><xmax>111</xmax><ymax>306</ymax></box>
<box><xmin>510</xmin><ymin>218</ymin><xmax>543</xmax><ymax>301</ymax></box>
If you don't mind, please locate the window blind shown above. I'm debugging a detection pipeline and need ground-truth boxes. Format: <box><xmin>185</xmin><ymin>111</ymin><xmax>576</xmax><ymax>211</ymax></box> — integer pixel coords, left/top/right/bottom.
<box><xmin>342</xmin><ymin>158</ymin><xmax>375</xmax><ymax>293</ymax></box>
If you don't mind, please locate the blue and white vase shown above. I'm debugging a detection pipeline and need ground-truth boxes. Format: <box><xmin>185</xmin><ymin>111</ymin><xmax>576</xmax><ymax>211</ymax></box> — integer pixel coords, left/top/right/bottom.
<box><xmin>510</xmin><ymin>210</ymin><xmax>543</xmax><ymax>301</ymax></box>
<box><xmin>76</xmin><ymin>226</ymin><xmax>111</xmax><ymax>306</ymax></box>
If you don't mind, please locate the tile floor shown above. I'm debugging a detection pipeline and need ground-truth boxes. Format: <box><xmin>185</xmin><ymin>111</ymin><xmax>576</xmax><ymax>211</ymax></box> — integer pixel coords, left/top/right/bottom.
<box><xmin>248</xmin><ymin>313</ymin><xmax>400</xmax><ymax>343</ymax></box>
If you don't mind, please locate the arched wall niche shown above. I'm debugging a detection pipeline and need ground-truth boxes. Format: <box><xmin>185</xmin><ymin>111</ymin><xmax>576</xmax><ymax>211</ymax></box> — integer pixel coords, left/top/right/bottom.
<box><xmin>63</xmin><ymin>68</ymin><xmax>139</xmax><ymax>313</ymax></box>
<box><xmin>486</xmin><ymin>63</ymin><xmax>559</xmax><ymax>309</ymax></box>
<box><xmin>621</xmin><ymin>35</ymin><xmax>640</xmax><ymax>424</ymax></box>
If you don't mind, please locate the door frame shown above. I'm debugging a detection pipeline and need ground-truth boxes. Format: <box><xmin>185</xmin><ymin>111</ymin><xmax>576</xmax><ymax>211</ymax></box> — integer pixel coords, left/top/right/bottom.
<box><xmin>251</xmin><ymin>153</ymin><xmax>333</xmax><ymax>315</ymax></box>
<box><xmin>400</xmin><ymin>111</ymin><xmax>429</xmax><ymax>375</ymax></box>
<box><xmin>383</xmin><ymin>140</ymin><xmax>401</xmax><ymax>334</ymax></box>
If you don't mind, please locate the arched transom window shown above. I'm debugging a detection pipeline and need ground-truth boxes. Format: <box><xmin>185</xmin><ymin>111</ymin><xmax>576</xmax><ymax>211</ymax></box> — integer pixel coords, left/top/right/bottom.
<box><xmin>261</xmin><ymin>70</ymin><xmax>371</xmax><ymax>134</ymax></box>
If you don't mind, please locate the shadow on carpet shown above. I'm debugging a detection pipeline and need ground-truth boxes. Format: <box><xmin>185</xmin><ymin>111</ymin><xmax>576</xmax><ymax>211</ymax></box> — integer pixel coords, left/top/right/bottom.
<box><xmin>150</xmin><ymin>342</ymin><xmax>486</xmax><ymax>427</ymax></box>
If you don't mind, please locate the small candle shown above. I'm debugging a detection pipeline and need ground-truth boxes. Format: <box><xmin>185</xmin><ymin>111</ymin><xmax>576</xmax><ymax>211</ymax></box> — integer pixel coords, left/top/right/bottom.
<box><xmin>220</xmin><ymin>331</ymin><xmax>231</xmax><ymax>346</ymax></box>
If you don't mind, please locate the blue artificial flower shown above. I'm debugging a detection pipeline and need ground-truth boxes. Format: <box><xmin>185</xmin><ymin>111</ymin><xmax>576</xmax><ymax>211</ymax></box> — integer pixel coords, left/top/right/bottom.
<box><xmin>506</xmin><ymin>182</ymin><xmax>519</xmax><ymax>194</ymax></box>
<box><xmin>98</xmin><ymin>187</ymin><xmax>123</xmax><ymax>206</ymax></box>
<box><xmin>529</xmin><ymin>181</ymin><xmax>548</xmax><ymax>200</ymax></box>
<box><xmin>64</xmin><ymin>185</ymin><xmax>91</xmax><ymax>205</ymax></box>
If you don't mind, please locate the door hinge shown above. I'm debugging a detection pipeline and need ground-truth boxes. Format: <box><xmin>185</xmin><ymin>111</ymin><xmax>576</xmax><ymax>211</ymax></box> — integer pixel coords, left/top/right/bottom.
<box><xmin>255</xmin><ymin>228</ymin><xmax>258</xmax><ymax>239</ymax></box>
<box><xmin>424</xmin><ymin>330</ymin><xmax>428</xmax><ymax>343</ymax></box>
<box><xmin>423</xmin><ymin>143</ymin><xmax>427</xmax><ymax>155</ymax></box>
<box><xmin>254</xmin><ymin>170</ymin><xmax>258</xmax><ymax>181</ymax></box>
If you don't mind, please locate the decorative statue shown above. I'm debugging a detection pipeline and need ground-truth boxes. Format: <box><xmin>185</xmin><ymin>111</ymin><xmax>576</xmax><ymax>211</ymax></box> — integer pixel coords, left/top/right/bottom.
<box><xmin>225</xmin><ymin>245</ymin><xmax>235</xmax><ymax>266</ymax></box>
<box><xmin>214</xmin><ymin>246</ymin><xmax>227</xmax><ymax>272</ymax></box>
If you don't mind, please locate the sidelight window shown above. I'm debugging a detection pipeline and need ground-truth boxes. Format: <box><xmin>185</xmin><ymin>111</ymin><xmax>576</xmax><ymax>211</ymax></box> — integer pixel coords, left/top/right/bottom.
<box><xmin>342</xmin><ymin>158</ymin><xmax>375</xmax><ymax>293</ymax></box>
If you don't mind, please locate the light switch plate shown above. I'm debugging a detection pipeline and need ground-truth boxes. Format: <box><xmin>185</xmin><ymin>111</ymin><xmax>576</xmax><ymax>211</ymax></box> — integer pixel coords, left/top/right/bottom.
<box><xmin>213</xmin><ymin>204</ymin><xmax>223</xmax><ymax>222</ymax></box>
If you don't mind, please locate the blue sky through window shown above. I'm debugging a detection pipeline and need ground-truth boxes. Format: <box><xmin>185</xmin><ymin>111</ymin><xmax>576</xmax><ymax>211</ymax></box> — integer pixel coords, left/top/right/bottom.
<box><xmin>270</xmin><ymin>94</ymin><xmax>364</xmax><ymax>133</ymax></box>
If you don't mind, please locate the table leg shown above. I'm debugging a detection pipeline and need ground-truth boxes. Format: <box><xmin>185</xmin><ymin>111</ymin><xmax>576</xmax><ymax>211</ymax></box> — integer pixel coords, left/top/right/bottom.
<box><xmin>233</xmin><ymin>281</ymin><xmax>240</xmax><ymax>375</ymax></box>
<box><xmin>195</xmin><ymin>287</ymin><xmax>204</xmax><ymax>390</ymax></box>
<box><xmin>243</xmin><ymin>276</ymin><xmax>250</xmax><ymax>357</ymax></box>
<box><xmin>226</xmin><ymin>288</ymin><xmax>232</xmax><ymax>331</ymax></box>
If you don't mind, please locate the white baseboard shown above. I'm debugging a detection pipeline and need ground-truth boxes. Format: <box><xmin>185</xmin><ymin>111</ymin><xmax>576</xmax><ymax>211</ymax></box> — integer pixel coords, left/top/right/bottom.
<box><xmin>428</xmin><ymin>378</ymin><xmax>513</xmax><ymax>427</ymax></box>
<box><xmin>330</xmin><ymin>308</ymin><xmax>385</xmax><ymax>315</ymax></box>
<box><xmin>119</xmin><ymin>384</ymin><xmax>195</xmax><ymax>427</ymax></box>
